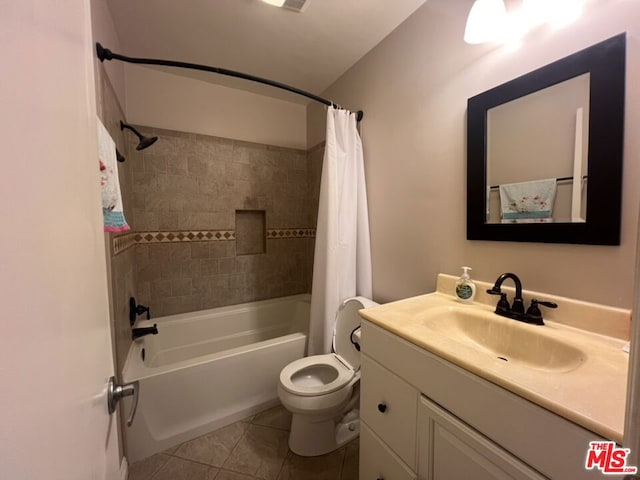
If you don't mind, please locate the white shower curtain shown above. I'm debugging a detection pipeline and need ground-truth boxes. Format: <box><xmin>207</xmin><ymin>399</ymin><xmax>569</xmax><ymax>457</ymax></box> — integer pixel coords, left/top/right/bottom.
<box><xmin>308</xmin><ymin>108</ymin><xmax>372</xmax><ymax>355</ymax></box>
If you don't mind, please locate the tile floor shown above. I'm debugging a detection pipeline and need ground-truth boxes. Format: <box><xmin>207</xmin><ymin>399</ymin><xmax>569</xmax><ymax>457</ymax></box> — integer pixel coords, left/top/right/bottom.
<box><xmin>128</xmin><ymin>405</ymin><xmax>359</xmax><ymax>480</ymax></box>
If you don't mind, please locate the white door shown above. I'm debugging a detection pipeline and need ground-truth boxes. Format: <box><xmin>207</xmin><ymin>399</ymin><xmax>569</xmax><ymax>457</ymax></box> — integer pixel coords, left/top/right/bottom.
<box><xmin>0</xmin><ymin>1</ymin><xmax>121</xmax><ymax>479</ymax></box>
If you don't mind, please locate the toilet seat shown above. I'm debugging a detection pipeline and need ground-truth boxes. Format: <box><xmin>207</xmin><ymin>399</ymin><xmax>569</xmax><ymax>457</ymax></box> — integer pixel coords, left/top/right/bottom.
<box><xmin>279</xmin><ymin>297</ymin><xmax>378</xmax><ymax>398</ymax></box>
<box><xmin>279</xmin><ymin>353</ymin><xmax>354</xmax><ymax>397</ymax></box>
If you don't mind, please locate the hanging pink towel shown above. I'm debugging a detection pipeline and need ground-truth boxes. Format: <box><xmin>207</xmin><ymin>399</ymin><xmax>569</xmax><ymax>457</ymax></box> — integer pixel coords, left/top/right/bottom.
<box><xmin>97</xmin><ymin>118</ymin><xmax>130</xmax><ymax>232</ymax></box>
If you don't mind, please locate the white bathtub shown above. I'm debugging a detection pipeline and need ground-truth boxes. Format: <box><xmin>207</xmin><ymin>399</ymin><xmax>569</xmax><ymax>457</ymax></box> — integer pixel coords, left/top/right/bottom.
<box><xmin>122</xmin><ymin>294</ymin><xmax>309</xmax><ymax>463</ymax></box>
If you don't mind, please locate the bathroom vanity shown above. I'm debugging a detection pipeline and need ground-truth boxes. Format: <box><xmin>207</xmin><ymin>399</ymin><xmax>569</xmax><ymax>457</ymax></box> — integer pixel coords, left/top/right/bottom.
<box><xmin>358</xmin><ymin>274</ymin><xmax>631</xmax><ymax>480</ymax></box>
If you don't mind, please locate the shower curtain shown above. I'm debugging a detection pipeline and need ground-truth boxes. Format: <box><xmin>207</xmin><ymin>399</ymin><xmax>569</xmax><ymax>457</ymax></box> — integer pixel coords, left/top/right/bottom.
<box><xmin>308</xmin><ymin>108</ymin><xmax>372</xmax><ymax>355</ymax></box>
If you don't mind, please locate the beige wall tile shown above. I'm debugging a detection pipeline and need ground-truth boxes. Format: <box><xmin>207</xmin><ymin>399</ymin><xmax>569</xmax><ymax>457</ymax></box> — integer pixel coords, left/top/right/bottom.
<box><xmin>142</xmin><ymin>154</ymin><xmax>168</xmax><ymax>174</ymax></box>
<box><xmin>166</xmin><ymin>154</ymin><xmax>188</xmax><ymax>175</ymax></box>
<box><xmin>156</xmin><ymin>174</ymin><xmax>198</xmax><ymax>194</ymax></box>
<box><xmin>191</xmin><ymin>242</ymin><xmax>210</xmax><ymax>259</ymax></box>
<box><xmin>219</xmin><ymin>257</ymin><xmax>236</xmax><ymax>274</ymax></box>
<box><xmin>120</xmin><ymin>126</ymin><xmax>318</xmax><ymax>317</ymax></box>
<box><xmin>171</xmin><ymin>278</ymin><xmax>192</xmax><ymax>297</ymax></box>
<box><xmin>201</xmin><ymin>259</ymin><xmax>219</xmax><ymax>276</ymax></box>
<box><xmin>151</xmin><ymin>279</ymin><xmax>171</xmax><ymax>300</ymax></box>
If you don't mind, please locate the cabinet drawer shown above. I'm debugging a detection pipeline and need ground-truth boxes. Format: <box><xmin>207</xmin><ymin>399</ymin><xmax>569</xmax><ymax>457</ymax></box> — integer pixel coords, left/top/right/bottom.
<box><xmin>361</xmin><ymin>423</ymin><xmax>416</xmax><ymax>480</ymax></box>
<box><xmin>361</xmin><ymin>354</ymin><xmax>418</xmax><ymax>468</ymax></box>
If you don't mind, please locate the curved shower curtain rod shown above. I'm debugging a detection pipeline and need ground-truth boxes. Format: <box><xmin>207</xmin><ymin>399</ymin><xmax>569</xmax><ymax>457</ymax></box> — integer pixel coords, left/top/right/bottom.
<box><xmin>96</xmin><ymin>43</ymin><xmax>364</xmax><ymax>122</ymax></box>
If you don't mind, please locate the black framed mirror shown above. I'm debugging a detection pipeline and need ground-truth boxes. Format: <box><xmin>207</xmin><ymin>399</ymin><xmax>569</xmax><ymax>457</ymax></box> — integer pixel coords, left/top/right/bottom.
<box><xmin>467</xmin><ymin>33</ymin><xmax>625</xmax><ymax>245</ymax></box>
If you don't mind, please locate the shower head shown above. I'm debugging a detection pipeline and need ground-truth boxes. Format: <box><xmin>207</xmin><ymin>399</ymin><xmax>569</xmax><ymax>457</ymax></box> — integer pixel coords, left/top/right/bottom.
<box><xmin>120</xmin><ymin>121</ymin><xmax>158</xmax><ymax>151</ymax></box>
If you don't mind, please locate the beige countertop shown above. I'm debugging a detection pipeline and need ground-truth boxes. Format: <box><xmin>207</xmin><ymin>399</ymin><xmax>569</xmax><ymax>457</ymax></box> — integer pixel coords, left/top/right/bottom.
<box><xmin>359</xmin><ymin>274</ymin><xmax>631</xmax><ymax>443</ymax></box>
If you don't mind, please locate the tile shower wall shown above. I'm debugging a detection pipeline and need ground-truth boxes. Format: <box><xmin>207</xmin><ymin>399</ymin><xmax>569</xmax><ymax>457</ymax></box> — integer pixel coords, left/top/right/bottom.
<box><xmin>94</xmin><ymin>60</ymin><xmax>138</xmax><ymax>461</ymax></box>
<box><xmin>94</xmin><ymin>62</ymin><xmax>138</xmax><ymax>377</ymax></box>
<box><xmin>120</xmin><ymin>127</ymin><xmax>320</xmax><ymax>317</ymax></box>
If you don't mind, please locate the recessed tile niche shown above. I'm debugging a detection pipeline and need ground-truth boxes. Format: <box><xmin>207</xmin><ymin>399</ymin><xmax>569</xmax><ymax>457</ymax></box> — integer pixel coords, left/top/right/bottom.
<box><xmin>235</xmin><ymin>210</ymin><xmax>266</xmax><ymax>255</ymax></box>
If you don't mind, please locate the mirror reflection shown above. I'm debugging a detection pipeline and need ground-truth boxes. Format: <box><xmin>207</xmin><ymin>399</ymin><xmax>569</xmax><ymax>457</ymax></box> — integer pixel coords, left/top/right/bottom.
<box><xmin>486</xmin><ymin>74</ymin><xmax>590</xmax><ymax>224</ymax></box>
<box><xmin>466</xmin><ymin>33</ymin><xmax>625</xmax><ymax>245</ymax></box>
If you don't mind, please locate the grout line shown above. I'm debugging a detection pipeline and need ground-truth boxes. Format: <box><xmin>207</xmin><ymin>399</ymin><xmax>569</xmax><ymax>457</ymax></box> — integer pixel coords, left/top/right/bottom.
<box><xmin>145</xmin><ymin>453</ymin><xmax>172</xmax><ymax>480</ymax></box>
<box><xmin>214</xmin><ymin>468</ymin><xmax>263</xmax><ymax>480</ymax></box>
<box><xmin>339</xmin><ymin>448</ymin><xmax>347</xmax><ymax>480</ymax></box>
<box><xmin>220</xmin><ymin>420</ymin><xmax>252</xmax><ymax>473</ymax></box>
<box><xmin>147</xmin><ymin>407</ymin><xmax>295</xmax><ymax>480</ymax></box>
<box><xmin>164</xmin><ymin>453</ymin><xmax>215</xmax><ymax>469</ymax></box>
<box><xmin>275</xmin><ymin>449</ymin><xmax>293</xmax><ymax>480</ymax></box>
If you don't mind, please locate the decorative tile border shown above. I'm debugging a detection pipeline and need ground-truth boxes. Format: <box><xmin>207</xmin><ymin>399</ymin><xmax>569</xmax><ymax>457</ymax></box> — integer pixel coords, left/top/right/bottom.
<box><xmin>135</xmin><ymin>230</ymin><xmax>236</xmax><ymax>244</ymax></box>
<box><xmin>113</xmin><ymin>228</ymin><xmax>315</xmax><ymax>256</ymax></box>
<box><xmin>267</xmin><ymin>228</ymin><xmax>316</xmax><ymax>239</ymax></box>
<box><xmin>112</xmin><ymin>230</ymin><xmax>234</xmax><ymax>256</ymax></box>
<box><xmin>112</xmin><ymin>232</ymin><xmax>137</xmax><ymax>256</ymax></box>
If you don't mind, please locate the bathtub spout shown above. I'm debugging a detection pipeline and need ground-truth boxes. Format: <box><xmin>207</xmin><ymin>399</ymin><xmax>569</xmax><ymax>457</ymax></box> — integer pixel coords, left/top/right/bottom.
<box><xmin>132</xmin><ymin>324</ymin><xmax>158</xmax><ymax>340</ymax></box>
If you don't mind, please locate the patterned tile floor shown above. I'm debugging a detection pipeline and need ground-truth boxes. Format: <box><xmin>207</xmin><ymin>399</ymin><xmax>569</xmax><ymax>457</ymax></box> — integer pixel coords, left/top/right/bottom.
<box><xmin>128</xmin><ymin>405</ymin><xmax>359</xmax><ymax>480</ymax></box>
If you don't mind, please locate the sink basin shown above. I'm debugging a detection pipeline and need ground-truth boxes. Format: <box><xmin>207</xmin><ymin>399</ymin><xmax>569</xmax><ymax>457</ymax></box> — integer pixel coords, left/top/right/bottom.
<box><xmin>419</xmin><ymin>306</ymin><xmax>586</xmax><ymax>372</ymax></box>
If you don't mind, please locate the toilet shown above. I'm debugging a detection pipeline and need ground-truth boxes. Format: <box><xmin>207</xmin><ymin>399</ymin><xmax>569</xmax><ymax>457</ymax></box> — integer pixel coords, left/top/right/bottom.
<box><xmin>278</xmin><ymin>296</ymin><xmax>378</xmax><ymax>456</ymax></box>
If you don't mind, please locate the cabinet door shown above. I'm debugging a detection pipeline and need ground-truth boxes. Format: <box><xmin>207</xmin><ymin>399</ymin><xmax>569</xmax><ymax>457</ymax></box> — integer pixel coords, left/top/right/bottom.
<box><xmin>418</xmin><ymin>396</ymin><xmax>548</xmax><ymax>480</ymax></box>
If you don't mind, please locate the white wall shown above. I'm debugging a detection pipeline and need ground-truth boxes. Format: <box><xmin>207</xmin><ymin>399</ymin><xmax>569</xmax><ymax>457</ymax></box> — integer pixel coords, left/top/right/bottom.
<box><xmin>92</xmin><ymin>0</ymin><xmax>308</xmax><ymax>149</ymax></box>
<box><xmin>125</xmin><ymin>64</ymin><xmax>308</xmax><ymax>149</ymax></box>
<box><xmin>309</xmin><ymin>0</ymin><xmax>640</xmax><ymax>308</ymax></box>
<box><xmin>91</xmin><ymin>0</ymin><xmax>126</xmax><ymax>110</ymax></box>
<box><xmin>0</xmin><ymin>1</ymin><xmax>120</xmax><ymax>478</ymax></box>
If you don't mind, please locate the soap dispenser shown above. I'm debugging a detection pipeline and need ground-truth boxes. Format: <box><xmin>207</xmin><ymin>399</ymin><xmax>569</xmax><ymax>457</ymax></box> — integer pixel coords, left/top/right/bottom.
<box><xmin>455</xmin><ymin>266</ymin><xmax>476</xmax><ymax>303</ymax></box>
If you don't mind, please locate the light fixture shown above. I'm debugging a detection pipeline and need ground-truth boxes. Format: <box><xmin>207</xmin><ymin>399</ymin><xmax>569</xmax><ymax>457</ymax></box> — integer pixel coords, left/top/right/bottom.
<box><xmin>523</xmin><ymin>0</ymin><xmax>584</xmax><ymax>29</ymax></box>
<box><xmin>465</xmin><ymin>0</ymin><xmax>585</xmax><ymax>45</ymax></box>
<box><xmin>261</xmin><ymin>0</ymin><xmax>286</xmax><ymax>6</ymax></box>
<box><xmin>464</xmin><ymin>0</ymin><xmax>507</xmax><ymax>44</ymax></box>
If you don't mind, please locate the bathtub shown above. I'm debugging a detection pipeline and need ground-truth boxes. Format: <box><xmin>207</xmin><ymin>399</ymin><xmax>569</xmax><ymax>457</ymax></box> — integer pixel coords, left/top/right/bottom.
<box><xmin>122</xmin><ymin>294</ymin><xmax>309</xmax><ymax>463</ymax></box>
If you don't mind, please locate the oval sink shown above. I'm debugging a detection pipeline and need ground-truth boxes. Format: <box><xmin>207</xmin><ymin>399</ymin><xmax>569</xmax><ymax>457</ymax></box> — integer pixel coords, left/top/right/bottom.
<box><xmin>420</xmin><ymin>306</ymin><xmax>586</xmax><ymax>372</ymax></box>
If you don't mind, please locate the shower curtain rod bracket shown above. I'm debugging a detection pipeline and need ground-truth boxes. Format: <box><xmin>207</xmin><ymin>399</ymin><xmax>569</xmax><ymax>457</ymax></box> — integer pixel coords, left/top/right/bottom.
<box><xmin>96</xmin><ymin>43</ymin><xmax>112</xmax><ymax>62</ymax></box>
<box><xmin>95</xmin><ymin>43</ymin><xmax>363</xmax><ymax>122</ymax></box>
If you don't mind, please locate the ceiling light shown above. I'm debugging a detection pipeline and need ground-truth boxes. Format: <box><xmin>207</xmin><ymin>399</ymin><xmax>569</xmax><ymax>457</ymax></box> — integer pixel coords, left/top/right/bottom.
<box><xmin>261</xmin><ymin>0</ymin><xmax>286</xmax><ymax>6</ymax></box>
<box><xmin>519</xmin><ymin>0</ymin><xmax>581</xmax><ymax>29</ymax></box>
<box><xmin>465</xmin><ymin>0</ymin><xmax>585</xmax><ymax>45</ymax></box>
<box><xmin>464</xmin><ymin>0</ymin><xmax>507</xmax><ymax>44</ymax></box>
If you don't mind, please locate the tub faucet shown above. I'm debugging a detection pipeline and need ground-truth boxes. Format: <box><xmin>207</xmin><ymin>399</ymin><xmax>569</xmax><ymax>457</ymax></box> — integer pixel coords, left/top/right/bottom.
<box><xmin>486</xmin><ymin>273</ymin><xmax>557</xmax><ymax>325</ymax></box>
<box><xmin>132</xmin><ymin>324</ymin><xmax>158</xmax><ymax>340</ymax></box>
<box><xmin>129</xmin><ymin>297</ymin><xmax>150</xmax><ymax>326</ymax></box>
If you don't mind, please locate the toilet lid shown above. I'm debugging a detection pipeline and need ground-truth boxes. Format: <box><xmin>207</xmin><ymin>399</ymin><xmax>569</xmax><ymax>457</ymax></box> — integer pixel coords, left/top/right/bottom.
<box><xmin>332</xmin><ymin>296</ymin><xmax>379</xmax><ymax>370</ymax></box>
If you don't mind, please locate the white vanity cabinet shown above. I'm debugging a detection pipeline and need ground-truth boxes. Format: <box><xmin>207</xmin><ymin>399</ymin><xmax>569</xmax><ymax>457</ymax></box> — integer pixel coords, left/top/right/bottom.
<box><xmin>359</xmin><ymin>319</ymin><xmax>622</xmax><ymax>480</ymax></box>
<box><xmin>418</xmin><ymin>396</ymin><xmax>545</xmax><ymax>480</ymax></box>
<box><xmin>360</xmin><ymin>354</ymin><xmax>418</xmax><ymax>468</ymax></box>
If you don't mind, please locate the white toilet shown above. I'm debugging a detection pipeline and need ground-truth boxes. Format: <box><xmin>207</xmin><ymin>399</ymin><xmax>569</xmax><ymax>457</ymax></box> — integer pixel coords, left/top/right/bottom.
<box><xmin>278</xmin><ymin>296</ymin><xmax>378</xmax><ymax>456</ymax></box>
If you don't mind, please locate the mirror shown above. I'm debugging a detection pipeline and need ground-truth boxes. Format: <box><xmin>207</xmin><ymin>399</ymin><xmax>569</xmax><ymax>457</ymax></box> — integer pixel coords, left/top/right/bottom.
<box><xmin>487</xmin><ymin>73</ymin><xmax>590</xmax><ymax>224</ymax></box>
<box><xmin>467</xmin><ymin>33</ymin><xmax>625</xmax><ymax>245</ymax></box>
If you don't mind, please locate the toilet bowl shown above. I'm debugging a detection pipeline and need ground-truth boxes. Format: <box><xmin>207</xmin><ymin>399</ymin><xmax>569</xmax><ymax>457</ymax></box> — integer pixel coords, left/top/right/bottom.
<box><xmin>278</xmin><ymin>296</ymin><xmax>378</xmax><ymax>456</ymax></box>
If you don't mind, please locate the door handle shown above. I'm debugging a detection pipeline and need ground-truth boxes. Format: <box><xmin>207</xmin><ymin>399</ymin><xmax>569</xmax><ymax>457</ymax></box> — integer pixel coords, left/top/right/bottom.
<box><xmin>107</xmin><ymin>376</ymin><xmax>139</xmax><ymax>427</ymax></box>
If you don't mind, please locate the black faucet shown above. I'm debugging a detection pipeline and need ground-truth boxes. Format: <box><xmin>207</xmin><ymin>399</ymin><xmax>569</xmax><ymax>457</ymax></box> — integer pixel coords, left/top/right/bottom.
<box><xmin>487</xmin><ymin>273</ymin><xmax>557</xmax><ymax>325</ymax></box>
<box><xmin>132</xmin><ymin>324</ymin><xmax>158</xmax><ymax>340</ymax></box>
